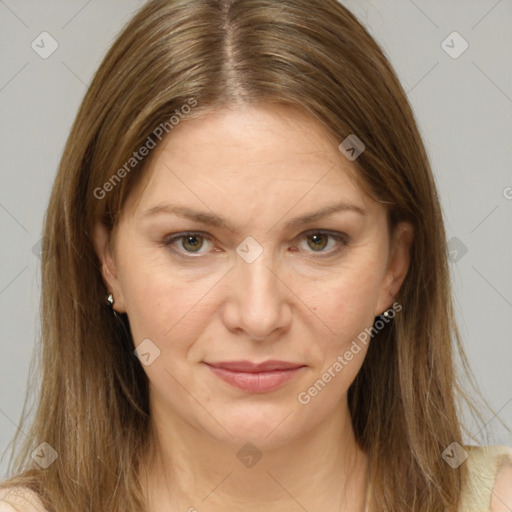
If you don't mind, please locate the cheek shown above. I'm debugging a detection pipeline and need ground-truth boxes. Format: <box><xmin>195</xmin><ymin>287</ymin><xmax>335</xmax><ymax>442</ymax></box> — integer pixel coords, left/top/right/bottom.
<box><xmin>293</xmin><ymin>269</ymin><xmax>383</xmax><ymax>411</ymax></box>
<box><xmin>121</xmin><ymin>274</ymin><xmax>211</xmax><ymax>349</ymax></box>
<box><xmin>114</xmin><ymin>244</ymin><xmax>189</xmax><ymax>341</ymax></box>
<box><xmin>304</xmin><ymin>258</ymin><xmax>386</xmax><ymax>344</ymax></box>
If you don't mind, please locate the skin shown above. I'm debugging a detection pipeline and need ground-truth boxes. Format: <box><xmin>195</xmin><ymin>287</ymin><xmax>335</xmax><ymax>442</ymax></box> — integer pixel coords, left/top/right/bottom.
<box><xmin>93</xmin><ymin>104</ymin><xmax>414</xmax><ymax>512</ymax></box>
<box><xmin>491</xmin><ymin>458</ymin><xmax>512</xmax><ymax>511</ymax></box>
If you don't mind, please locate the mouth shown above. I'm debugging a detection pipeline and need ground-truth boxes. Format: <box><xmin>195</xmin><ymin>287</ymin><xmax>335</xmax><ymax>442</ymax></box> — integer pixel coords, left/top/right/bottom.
<box><xmin>204</xmin><ymin>360</ymin><xmax>306</xmax><ymax>393</ymax></box>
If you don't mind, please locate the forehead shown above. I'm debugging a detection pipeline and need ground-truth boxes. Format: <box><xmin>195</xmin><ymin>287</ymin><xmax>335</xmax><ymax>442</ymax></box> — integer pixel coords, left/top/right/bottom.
<box><xmin>124</xmin><ymin>105</ymin><xmax>373</xmax><ymax>220</ymax></box>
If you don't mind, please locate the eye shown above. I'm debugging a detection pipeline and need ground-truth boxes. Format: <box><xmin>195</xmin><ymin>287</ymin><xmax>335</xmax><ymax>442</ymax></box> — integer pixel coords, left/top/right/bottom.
<box><xmin>295</xmin><ymin>230</ymin><xmax>349</xmax><ymax>257</ymax></box>
<box><xmin>162</xmin><ymin>230</ymin><xmax>349</xmax><ymax>259</ymax></box>
<box><xmin>163</xmin><ymin>232</ymin><xmax>214</xmax><ymax>255</ymax></box>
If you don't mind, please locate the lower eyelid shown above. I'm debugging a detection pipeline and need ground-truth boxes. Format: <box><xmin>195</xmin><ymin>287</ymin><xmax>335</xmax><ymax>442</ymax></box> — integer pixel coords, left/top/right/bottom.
<box><xmin>300</xmin><ymin>235</ymin><xmax>348</xmax><ymax>258</ymax></box>
<box><xmin>165</xmin><ymin>233</ymin><xmax>213</xmax><ymax>253</ymax></box>
<box><xmin>163</xmin><ymin>232</ymin><xmax>349</xmax><ymax>256</ymax></box>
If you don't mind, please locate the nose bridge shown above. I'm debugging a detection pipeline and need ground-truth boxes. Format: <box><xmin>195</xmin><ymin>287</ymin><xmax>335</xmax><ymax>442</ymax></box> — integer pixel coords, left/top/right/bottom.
<box><xmin>239</xmin><ymin>250</ymin><xmax>278</xmax><ymax>301</ymax></box>
<box><xmin>226</xmin><ymin>244</ymin><xmax>290</xmax><ymax>340</ymax></box>
<box><xmin>235</xmin><ymin>234</ymin><xmax>276</xmax><ymax>290</ymax></box>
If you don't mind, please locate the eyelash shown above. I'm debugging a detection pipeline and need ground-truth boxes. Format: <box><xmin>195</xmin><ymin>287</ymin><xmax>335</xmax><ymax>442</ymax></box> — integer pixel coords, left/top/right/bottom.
<box><xmin>161</xmin><ymin>230</ymin><xmax>350</xmax><ymax>259</ymax></box>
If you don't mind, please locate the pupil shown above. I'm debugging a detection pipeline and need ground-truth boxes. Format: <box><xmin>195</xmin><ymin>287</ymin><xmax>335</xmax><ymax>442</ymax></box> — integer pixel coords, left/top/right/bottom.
<box><xmin>309</xmin><ymin>234</ymin><xmax>327</xmax><ymax>251</ymax></box>
<box><xmin>184</xmin><ymin>235</ymin><xmax>202</xmax><ymax>251</ymax></box>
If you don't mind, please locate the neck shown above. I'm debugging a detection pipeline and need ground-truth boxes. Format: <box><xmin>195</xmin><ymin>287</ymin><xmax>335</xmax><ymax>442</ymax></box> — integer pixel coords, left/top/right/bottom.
<box><xmin>141</xmin><ymin>396</ymin><xmax>368</xmax><ymax>512</ymax></box>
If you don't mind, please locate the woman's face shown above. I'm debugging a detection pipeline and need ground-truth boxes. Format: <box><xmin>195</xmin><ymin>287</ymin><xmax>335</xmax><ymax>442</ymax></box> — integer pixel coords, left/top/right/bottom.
<box><xmin>95</xmin><ymin>105</ymin><xmax>413</xmax><ymax>449</ymax></box>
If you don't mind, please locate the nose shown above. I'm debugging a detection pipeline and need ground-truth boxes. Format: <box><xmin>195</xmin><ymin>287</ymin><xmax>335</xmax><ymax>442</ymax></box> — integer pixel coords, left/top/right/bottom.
<box><xmin>220</xmin><ymin>250</ymin><xmax>292</xmax><ymax>342</ymax></box>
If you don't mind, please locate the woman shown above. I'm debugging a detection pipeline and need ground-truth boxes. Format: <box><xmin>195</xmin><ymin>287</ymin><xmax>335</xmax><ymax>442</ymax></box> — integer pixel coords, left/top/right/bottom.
<box><xmin>1</xmin><ymin>0</ymin><xmax>511</xmax><ymax>511</ymax></box>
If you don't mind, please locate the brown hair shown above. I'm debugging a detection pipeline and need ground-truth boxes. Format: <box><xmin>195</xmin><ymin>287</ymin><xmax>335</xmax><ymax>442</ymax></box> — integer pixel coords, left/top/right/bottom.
<box><xmin>1</xmin><ymin>0</ymin><xmax>490</xmax><ymax>510</ymax></box>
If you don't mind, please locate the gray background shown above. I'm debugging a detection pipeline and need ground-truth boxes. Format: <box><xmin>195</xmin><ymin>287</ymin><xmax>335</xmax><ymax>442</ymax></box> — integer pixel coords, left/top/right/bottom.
<box><xmin>1</xmin><ymin>0</ymin><xmax>511</xmax><ymax>478</ymax></box>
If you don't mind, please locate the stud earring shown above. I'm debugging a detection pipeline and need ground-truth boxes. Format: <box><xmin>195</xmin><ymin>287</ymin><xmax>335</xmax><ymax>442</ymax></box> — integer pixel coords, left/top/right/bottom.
<box><xmin>380</xmin><ymin>306</ymin><xmax>396</xmax><ymax>320</ymax></box>
<box><xmin>373</xmin><ymin>306</ymin><xmax>395</xmax><ymax>324</ymax></box>
<box><xmin>106</xmin><ymin>292</ymin><xmax>132</xmax><ymax>348</ymax></box>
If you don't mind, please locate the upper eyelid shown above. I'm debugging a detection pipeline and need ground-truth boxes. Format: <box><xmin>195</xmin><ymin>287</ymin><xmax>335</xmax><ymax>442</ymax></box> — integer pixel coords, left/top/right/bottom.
<box><xmin>164</xmin><ymin>229</ymin><xmax>348</xmax><ymax>242</ymax></box>
<box><xmin>164</xmin><ymin>230</ymin><xmax>349</xmax><ymax>252</ymax></box>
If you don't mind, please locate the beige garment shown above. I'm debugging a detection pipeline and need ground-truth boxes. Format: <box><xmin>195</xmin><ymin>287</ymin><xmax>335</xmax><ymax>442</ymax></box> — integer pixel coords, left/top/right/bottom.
<box><xmin>1</xmin><ymin>445</ymin><xmax>511</xmax><ymax>511</ymax></box>
<box><xmin>0</xmin><ymin>485</ymin><xmax>47</xmax><ymax>512</ymax></box>
<box><xmin>459</xmin><ymin>445</ymin><xmax>512</xmax><ymax>511</ymax></box>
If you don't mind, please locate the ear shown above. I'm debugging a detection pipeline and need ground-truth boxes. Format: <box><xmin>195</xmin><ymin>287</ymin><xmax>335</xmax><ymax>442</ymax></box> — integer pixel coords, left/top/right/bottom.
<box><xmin>92</xmin><ymin>222</ymin><xmax>127</xmax><ymax>313</ymax></box>
<box><xmin>375</xmin><ymin>221</ymin><xmax>414</xmax><ymax>316</ymax></box>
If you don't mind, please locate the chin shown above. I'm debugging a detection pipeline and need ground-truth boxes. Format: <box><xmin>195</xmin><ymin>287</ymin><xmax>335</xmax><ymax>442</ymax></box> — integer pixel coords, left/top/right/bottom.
<box><xmin>203</xmin><ymin>402</ymin><xmax>306</xmax><ymax>450</ymax></box>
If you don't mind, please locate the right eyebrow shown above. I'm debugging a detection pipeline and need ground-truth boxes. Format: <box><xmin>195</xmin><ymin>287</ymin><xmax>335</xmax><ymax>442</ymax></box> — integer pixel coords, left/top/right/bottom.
<box><xmin>141</xmin><ymin>204</ymin><xmax>234</xmax><ymax>230</ymax></box>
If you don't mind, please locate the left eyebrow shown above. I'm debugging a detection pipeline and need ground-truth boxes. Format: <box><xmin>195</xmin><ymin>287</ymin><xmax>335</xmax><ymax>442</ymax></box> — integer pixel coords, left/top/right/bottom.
<box><xmin>283</xmin><ymin>201</ymin><xmax>367</xmax><ymax>229</ymax></box>
<box><xmin>140</xmin><ymin>200</ymin><xmax>367</xmax><ymax>231</ymax></box>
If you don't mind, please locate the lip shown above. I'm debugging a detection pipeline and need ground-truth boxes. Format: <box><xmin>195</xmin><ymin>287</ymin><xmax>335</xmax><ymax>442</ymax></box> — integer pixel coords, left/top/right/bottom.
<box><xmin>206</xmin><ymin>360</ymin><xmax>305</xmax><ymax>372</ymax></box>
<box><xmin>205</xmin><ymin>360</ymin><xmax>306</xmax><ymax>393</ymax></box>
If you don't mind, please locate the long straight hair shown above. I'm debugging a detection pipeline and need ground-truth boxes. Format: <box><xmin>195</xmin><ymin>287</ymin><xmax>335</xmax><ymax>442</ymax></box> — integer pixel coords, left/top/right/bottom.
<box><xmin>2</xmin><ymin>0</ymin><xmax>489</xmax><ymax>510</ymax></box>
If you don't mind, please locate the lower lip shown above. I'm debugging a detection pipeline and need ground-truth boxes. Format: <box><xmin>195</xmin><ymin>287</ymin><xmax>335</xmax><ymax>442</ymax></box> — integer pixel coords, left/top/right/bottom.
<box><xmin>207</xmin><ymin>365</ymin><xmax>304</xmax><ymax>393</ymax></box>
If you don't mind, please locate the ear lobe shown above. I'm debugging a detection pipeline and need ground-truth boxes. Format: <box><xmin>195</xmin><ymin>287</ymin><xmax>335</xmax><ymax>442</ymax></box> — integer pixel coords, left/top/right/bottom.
<box><xmin>375</xmin><ymin>221</ymin><xmax>414</xmax><ymax>315</ymax></box>
<box><xmin>92</xmin><ymin>222</ymin><xmax>127</xmax><ymax>313</ymax></box>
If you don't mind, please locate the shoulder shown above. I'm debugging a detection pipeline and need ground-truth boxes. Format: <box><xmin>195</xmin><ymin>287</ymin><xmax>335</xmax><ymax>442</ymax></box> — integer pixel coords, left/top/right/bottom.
<box><xmin>461</xmin><ymin>444</ymin><xmax>512</xmax><ymax>512</ymax></box>
<box><xmin>490</xmin><ymin>446</ymin><xmax>512</xmax><ymax>512</ymax></box>
<box><xmin>0</xmin><ymin>486</ymin><xmax>48</xmax><ymax>512</ymax></box>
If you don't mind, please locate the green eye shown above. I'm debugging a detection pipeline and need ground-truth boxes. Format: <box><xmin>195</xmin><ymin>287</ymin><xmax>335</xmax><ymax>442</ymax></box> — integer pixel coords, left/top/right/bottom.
<box><xmin>307</xmin><ymin>233</ymin><xmax>329</xmax><ymax>251</ymax></box>
<box><xmin>163</xmin><ymin>230</ymin><xmax>349</xmax><ymax>259</ymax></box>
<box><xmin>298</xmin><ymin>231</ymin><xmax>349</xmax><ymax>257</ymax></box>
<box><xmin>164</xmin><ymin>232</ymin><xmax>213</xmax><ymax>254</ymax></box>
<box><xmin>181</xmin><ymin>234</ymin><xmax>205</xmax><ymax>252</ymax></box>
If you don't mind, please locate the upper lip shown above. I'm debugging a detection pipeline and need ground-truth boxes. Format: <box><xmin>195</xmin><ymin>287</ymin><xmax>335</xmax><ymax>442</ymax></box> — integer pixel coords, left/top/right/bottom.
<box><xmin>205</xmin><ymin>360</ymin><xmax>305</xmax><ymax>373</ymax></box>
